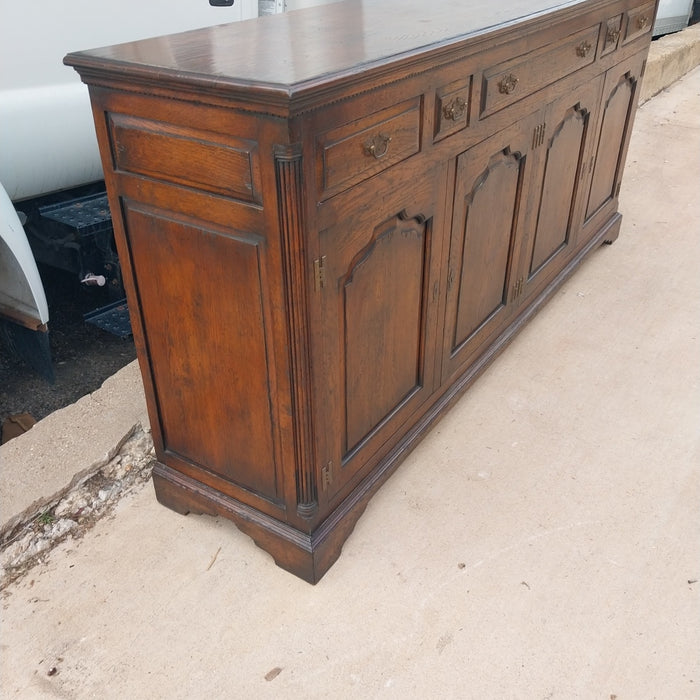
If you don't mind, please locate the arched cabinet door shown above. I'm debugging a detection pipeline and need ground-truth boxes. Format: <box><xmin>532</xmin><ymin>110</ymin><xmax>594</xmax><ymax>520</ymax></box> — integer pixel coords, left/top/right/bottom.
<box><xmin>312</xmin><ymin>165</ymin><xmax>446</xmax><ymax>504</ymax></box>
<box><xmin>580</xmin><ymin>51</ymin><xmax>647</xmax><ymax>245</ymax></box>
<box><xmin>516</xmin><ymin>75</ymin><xmax>604</xmax><ymax>302</ymax></box>
<box><xmin>441</xmin><ymin>114</ymin><xmax>538</xmax><ymax>382</ymax></box>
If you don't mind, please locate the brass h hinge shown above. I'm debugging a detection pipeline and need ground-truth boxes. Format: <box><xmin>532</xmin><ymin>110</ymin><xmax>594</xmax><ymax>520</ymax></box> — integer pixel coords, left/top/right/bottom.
<box><xmin>513</xmin><ymin>277</ymin><xmax>525</xmax><ymax>300</ymax></box>
<box><xmin>321</xmin><ymin>461</ymin><xmax>334</xmax><ymax>490</ymax></box>
<box><xmin>314</xmin><ymin>255</ymin><xmax>326</xmax><ymax>291</ymax></box>
<box><xmin>533</xmin><ymin>122</ymin><xmax>546</xmax><ymax>149</ymax></box>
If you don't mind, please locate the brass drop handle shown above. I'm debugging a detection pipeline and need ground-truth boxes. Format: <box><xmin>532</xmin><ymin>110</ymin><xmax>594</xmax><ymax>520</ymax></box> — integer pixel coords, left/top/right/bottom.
<box><xmin>637</xmin><ymin>14</ymin><xmax>650</xmax><ymax>29</ymax></box>
<box><xmin>606</xmin><ymin>26</ymin><xmax>621</xmax><ymax>44</ymax></box>
<box><xmin>577</xmin><ymin>40</ymin><xmax>592</xmax><ymax>58</ymax></box>
<box><xmin>498</xmin><ymin>74</ymin><xmax>519</xmax><ymax>95</ymax></box>
<box><xmin>364</xmin><ymin>133</ymin><xmax>392</xmax><ymax>159</ymax></box>
<box><xmin>443</xmin><ymin>96</ymin><xmax>467</xmax><ymax>121</ymax></box>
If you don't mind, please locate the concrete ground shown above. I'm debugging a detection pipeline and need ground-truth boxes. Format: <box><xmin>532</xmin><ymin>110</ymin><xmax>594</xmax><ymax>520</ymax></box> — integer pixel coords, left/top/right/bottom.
<box><xmin>1</xmin><ymin>52</ymin><xmax>699</xmax><ymax>700</ymax></box>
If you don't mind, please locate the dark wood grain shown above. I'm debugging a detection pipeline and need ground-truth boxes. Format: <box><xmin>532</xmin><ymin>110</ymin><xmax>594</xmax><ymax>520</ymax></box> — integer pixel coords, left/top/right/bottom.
<box><xmin>68</xmin><ymin>0</ymin><xmax>658</xmax><ymax>583</ymax></box>
<box><xmin>66</xmin><ymin>0</ymin><xmax>588</xmax><ymax>87</ymax></box>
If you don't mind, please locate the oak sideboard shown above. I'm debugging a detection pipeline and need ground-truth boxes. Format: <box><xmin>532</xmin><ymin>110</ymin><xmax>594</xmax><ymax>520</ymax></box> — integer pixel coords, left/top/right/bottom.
<box><xmin>66</xmin><ymin>0</ymin><xmax>658</xmax><ymax>583</ymax></box>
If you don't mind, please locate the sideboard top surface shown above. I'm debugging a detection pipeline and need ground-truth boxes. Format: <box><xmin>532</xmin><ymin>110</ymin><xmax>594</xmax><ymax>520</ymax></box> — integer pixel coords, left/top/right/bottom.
<box><xmin>65</xmin><ymin>0</ymin><xmax>597</xmax><ymax>104</ymax></box>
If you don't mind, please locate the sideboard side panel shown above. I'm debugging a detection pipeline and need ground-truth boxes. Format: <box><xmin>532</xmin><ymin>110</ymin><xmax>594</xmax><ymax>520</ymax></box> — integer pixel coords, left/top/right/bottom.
<box><xmin>122</xmin><ymin>202</ymin><xmax>281</xmax><ymax>501</ymax></box>
<box><xmin>86</xmin><ymin>89</ymin><xmax>292</xmax><ymax>512</ymax></box>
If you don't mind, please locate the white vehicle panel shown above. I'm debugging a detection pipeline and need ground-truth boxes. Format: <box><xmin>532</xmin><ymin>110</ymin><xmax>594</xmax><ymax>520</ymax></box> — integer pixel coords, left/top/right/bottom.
<box><xmin>0</xmin><ymin>0</ymin><xmax>256</xmax><ymax>331</ymax></box>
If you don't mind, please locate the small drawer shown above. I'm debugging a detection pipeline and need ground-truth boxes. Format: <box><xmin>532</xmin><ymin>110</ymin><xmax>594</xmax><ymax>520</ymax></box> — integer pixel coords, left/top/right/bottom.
<box><xmin>317</xmin><ymin>96</ymin><xmax>421</xmax><ymax>199</ymax></box>
<box><xmin>108</xmin><ymin>113</ymin><xmax>262</xmax><ymax>203</ymax></box>
<box><xmin>481</xmin><ymin>25</ymin><xmax>599</xmax><ymax>118</ymax></box>
<box><xmin>601</xmin><ymin>15</ymin><xmax>623</xmax><ymax>56</ymax></box>
<box><xmin>623</xmin><ymin>3</ymin><xmax>655</xmax><ymax>44</ymax></box>
<box><xmin>434</xmin><ymin>78</ymin><xmax>471</xmax><ymax>143</ymax></box>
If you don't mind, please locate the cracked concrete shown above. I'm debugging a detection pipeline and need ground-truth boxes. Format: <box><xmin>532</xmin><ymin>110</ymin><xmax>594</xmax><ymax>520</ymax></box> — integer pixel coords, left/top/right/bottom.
<box><xmin>0</xmin><ymin>361</ymin><xmax>147</xmax><ymax>539</ymax></box>
<box><xmin>0</xmin><ymin>428</ymin><xmax>155</xmax><ymax>589</ymax></box>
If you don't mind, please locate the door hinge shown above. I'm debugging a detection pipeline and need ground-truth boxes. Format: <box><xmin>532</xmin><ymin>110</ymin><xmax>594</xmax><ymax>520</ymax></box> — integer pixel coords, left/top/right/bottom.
<box><xmin>321</xmin><ymin>461</ymin><xmax>334</xmax><ymax>490</ymax></box>
<box><xmin>513</xmin><ymin>277</ymin><xmax>525</xmax><ymax>300</ymax></box>
<box><xmin>533</xmin><ymin>122</ymin><xmax>546</xmax><ymax>149</ymax></box>
<box><xmin>314</xmin><ymin>255</ymin><xmax>326</xmax><ymax>291</ymax></box>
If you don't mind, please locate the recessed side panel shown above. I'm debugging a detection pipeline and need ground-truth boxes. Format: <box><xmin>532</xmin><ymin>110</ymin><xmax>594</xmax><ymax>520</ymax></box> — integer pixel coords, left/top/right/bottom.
<box><xmin>123</xmin><ymin>202</ymin><xmax>280</xmax><ymax>502</ymax></box>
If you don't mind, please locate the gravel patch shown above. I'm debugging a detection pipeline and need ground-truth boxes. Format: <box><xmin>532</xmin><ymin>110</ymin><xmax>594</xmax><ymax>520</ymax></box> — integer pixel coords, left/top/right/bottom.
<box><xmin>0</xmin><ymin>427</ymin><xmax>155</xmax><ymax>590</ymax></box>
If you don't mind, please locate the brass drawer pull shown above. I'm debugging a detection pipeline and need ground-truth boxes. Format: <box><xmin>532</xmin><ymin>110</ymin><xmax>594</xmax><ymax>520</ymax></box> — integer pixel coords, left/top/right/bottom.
<box><xmin>364</xmin><ymin>133</ymin><xmax>392</xmax><ymax>159</ymax></box>
<box><xmin>577</xmin><ymin>40</ymin><xmax>592</xmax><ymax>57</ymax></box>
<box><xmin>443</xmin><ymin>96</ymin><xmax>467</xmax><ymax>121</ymax></box>
<box><xmin>498</xmin><ymin>74</ymin><xmax>519</xmax><ymax>95</ymax></box>
<box><xmin>637</xmin><ymin>14</ymin><xmax>650</xmax><ymax>29</ymax></box>
<box><xmin>606</xmin><ymin>26</ymin><xmax>621</xmax><ymax>44</ymax></box>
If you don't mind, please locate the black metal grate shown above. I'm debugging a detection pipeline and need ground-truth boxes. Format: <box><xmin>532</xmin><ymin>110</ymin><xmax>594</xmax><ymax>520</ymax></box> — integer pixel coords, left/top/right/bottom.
<box><xmin>39</xmin><ymin>193</ymin><xmax>112</xmax><ymax>235</ymax></box>
<box><xmin>84</xmin><ymin>299</ymin><xmax>132</xmax><ymax>339</ymax></box>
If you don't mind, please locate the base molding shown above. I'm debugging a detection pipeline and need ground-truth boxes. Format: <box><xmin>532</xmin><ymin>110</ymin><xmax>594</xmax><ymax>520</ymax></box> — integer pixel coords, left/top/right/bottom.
<box><xmin>153</xmin><ymin>461</ymin><xmax>372</xmax><ymax>584</ymax></box>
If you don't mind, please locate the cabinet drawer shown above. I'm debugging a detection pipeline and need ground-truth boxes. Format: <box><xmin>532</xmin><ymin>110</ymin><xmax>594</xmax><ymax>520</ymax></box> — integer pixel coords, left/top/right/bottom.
<box><xmin>317</xmin><ymin>96</ymin><xmax>422</xmax><ymax>199</ymax></box>
<box><xmin>434</xmin><ymin>78</ymin><xmax>471</xmax><ymax>142</ymax></box>
<box><xmin>623</xmin><ymin>3</ymin><xmax>655</xmax><ymax>44</ymax></box>
<box><xmin>600</xmin><ymin>14</ymin><xmax>623</xmax><ymax>56</ymax></box>
<box><xmin>480</xmin><ymin>25</ymin><xmax>599</xmax><ymax>118</ymax></box>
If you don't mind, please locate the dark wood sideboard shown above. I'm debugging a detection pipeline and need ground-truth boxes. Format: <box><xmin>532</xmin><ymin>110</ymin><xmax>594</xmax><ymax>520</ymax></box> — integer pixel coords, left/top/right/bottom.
<box><xmin>65</xmin><ymin>0</ymin><xmax>658</xmax><ymax>583</ymax></box>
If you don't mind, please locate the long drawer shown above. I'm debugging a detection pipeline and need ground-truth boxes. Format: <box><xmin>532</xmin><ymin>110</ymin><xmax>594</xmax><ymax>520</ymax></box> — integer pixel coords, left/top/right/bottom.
<box><xmin>480</xmin><ymin>24</ymin><xmax>600</xmax><ymax>119</ymax></box>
